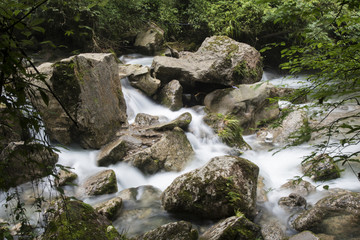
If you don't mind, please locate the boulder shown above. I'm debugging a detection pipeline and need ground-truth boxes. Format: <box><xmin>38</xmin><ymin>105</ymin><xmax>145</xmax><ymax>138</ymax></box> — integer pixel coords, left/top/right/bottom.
<box><xmin>82</xmin><ymin>169</ymin><xmax>118</xmax><ymax>196</ymax></box>
<box><xmin>119</xmin><ymin>64</ymin><xmax>143</xmax><ymax>79</ymax></box>
<box><xmin>97</xmin><ymin>118</ymin><xmax>194</xmax><ymax>174</ymax></box>
<box><xmin>259</xmin><ymin>217</ymin><xmax>286</xmax><ymax>240</ymax></box>
<box><xmin>135</xmin><ymin>221</ymin><xmax>198</xmax><ymax>240</ymax></box>
<box><xmin>134</xmin><ymin>22</ymin><xmax>164</xmax><ymax>54</ymax></box>
<box><xmin>42</xmin><ymin>198</ymin><xmax>122</xmax><ymax>240</ymax></box>
<box><xmin>152</xmin><ymin>36</ymin><xmax>262</xmax><ymax>88</ymax></box>
<box><xmin>292</xmin><ymin>192</ymin><xmax>360</xmax><ymax>238</ymax></box>
<box><xmin>134</xmin><ymin>113</ymin><xmax>160</xmax><ymax>127</ymax></box>
<box><xmin>302</xmin><ymin>154</ymin><xmax>341</xmax><ymax>181</ymax></box>
<box><xmin>278</xmin><ymin>193</ymin><xmax>307</xmax><ymax>212</ymax></box>
<box><xmin>31</xmin><ymin>53</ymin><xmax>128</xmax><ymax>149</ymax></box>
<box><xmin>95</xmin><ymin>197</ymin><xmax>123</xmax><ymax>221</ymax></box>
<box><xmin>56</xmin><ymin>169</ymin><xmax>78</xmax><ymax>187</ymax></box>
<box><xmin>288</xmin><ymin>231</ymin><xmax>321</xmax><ymax>240</ymax></box>
<box><xmin>161</xmin><ymin>155</ymin><xmax>259</xmax><ymax>220</ymax></box>
<box><xmin>128</xmin><ymin>65</ymin><xmax>161</xmax><ymax>96</ymax></box>
<box><xmin>204</xmin><ymin>82</ymin><xmax>280</xmax><ymax>133</ymax></box>
<box><xmin>256</xmin><ymin>110</ymin><xmax>309</xmax><ymax>145</ymax></box>
<box><xmin>200</xmin><ymin>215</ymin><xmax>262</xmax><ymax>240</ymax></box>
<box><xmin>280</xmin><ymin>180</ymin><xmax>316</xmax><ymax>197</ymax></box>
<box><xmin>158</xmin><ymin>80</ymin><xmax>183</xmax><ymax>111</ymax></box>
<box><xmin>0</xmin><ymin>141</ymin><xmax>58</xmax><ymax>190</ymax></box>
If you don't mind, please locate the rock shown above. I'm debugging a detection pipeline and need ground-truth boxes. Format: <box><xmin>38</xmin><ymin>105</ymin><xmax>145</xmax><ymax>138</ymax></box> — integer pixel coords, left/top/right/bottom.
<box><xmin>278</xmin><ymin>193</ymin><xmax>307</xmax><ymax>212</ymax></box>
<box><xmin>56</xmin><ymin>169</ymin><xmax>78</xmax><ymax>187</ymax></box>
<box><xmin>302</xmin><ymin>154</ymin><xmax>341</xmax><ymax>181</ymax></box>
<box><xmin>280</xmin><ymin>180</ymin><xmax>316</xmax><ymax>197</ymax></box>
<box><xmin>164</xmin><ymin>46</ymin><xmax>180</xmax><ymax>58</ymax></box>
<box><xmin>95</xmin><ymin>197</ymin><xmax>123</xmax><ymax>221</ymax></box>
<box><xmin>204</xmin><ymin>82</ymin><xmax>280</xmax><ymax>133</ymax></box>
<box><xmin>31</xmin><ymin>53</ymin><xmax>128</xmax><ymax>149</ymax></box>
<box><xmin>134</xmin><ymin>113</ymin><xmax>160</xmax><ymax>127</ymax></box>
<box><xmin>259</xmin><ymin>217</ymin><xmax>286</xmax><ymax>240</ymax></box>
<box><xmin>97</xmin><ymin>126</ymin><xmax>194</xmax><ymax>174</ymax></box>
<box><xmin>161</xmin><ymin>155</ymin><xmax>259</xmax><ymax>220</ymax></box>
<box><xmin>257</xmin><ymin>176</ymin><xmax>268</xmax><ymax>203</ymax></box>
<box><xmin>135</xmin><ymin>221</ymin><xmax>198</xmax><ymax>240</ymax></box>
<box><xmin>256</xmin><ymin>110</ymin><xmax>309</xmax><ymax>145</ymax></box>
<box><xmin>119</xmin><ymin>64</ymin><xmax>143</xmax><ymax>79</ymax></box>
<box><xmin>152</xmin><ymin>36</ymin><xmax>262</xmax><ymax>88</ymax></box>
<box><xmin>42</xmin><ymin>198</ymin><xmax>122</xmax><ymax>240</ymax></box>
<box><xmin>82</xmin><ymin>170</ymin><xmax>118</xmax><ymax>196</ymax></box>
<box><xmin>288</xmin><ymin>231</ymin><xmax>321</xmax><ymax>240</ymax></box>
<box><xmin>159</xmin><ymin>80</ymin><xmax>183</xmax><ymax>111</ymax></box>
<box><xmin>200</xmin><ymin>215</ymin><xmax>262</xmax><ymax>240</ymax></box>
<box><xmin>0</xmin><ymin>141</ymin><xmax>58</xmax><ymax>190</ymax></box>
<box><xmin>272</xmin><ymin>87</ymin><xmax>308</xmax><ymax>104</ymax></box>
<box><xmin>134</xmin><ymin>22</ymin><xmax>164</xmax><ymax>54</ymax></box>
<box><xmin>148</xmin><ymin>112</ymin><xmax>192</xmax><ymax>131</ymax></box>
<box><xmin>128</xmin><ymin>65</ymin><xmax>161</xmax><ymax>96</ymax></box>
<box><xmin>292</xmin><ymin>192</ymin><xmax>360</xmax><ymax>238</ymax></box>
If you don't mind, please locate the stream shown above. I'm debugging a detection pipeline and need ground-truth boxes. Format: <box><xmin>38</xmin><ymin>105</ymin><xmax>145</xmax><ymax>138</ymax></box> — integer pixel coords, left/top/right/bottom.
<box><xmin>1</xmin><ymin>54</ymin><xmax>359</xmax><ymax>238</ymax></box>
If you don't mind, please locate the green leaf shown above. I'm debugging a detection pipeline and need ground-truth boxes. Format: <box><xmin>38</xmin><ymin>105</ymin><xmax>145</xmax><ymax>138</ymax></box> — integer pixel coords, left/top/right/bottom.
<box><xmin>32</xmin><ymin>26</ymin><xmax>45</xmax><ymax>33</ymax></box>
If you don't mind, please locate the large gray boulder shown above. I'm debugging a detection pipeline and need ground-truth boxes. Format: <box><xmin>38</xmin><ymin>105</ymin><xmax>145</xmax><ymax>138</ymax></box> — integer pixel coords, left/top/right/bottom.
<box><xmin>134</xmin><ymin>22</ymin><xmax>164</xmax><ymax>54</ymax></box>
<box><xmin>42</xmin><ymin>198</ymin><xmax>122</xmax><ymax>240</ymax></box>
<box><xmin>152</xmin><ymin>36</ymin><xmax>262</xmax><ymax>87</ymax></box>
<box><xmin>292</xmin><ymin>192</ymin><xmax>360</xmax><ymax>238</ymax></box>
<box><xmin>159</xmin><ymin>80</ymin><xmax>183</xmax><ymax>111</ymax></box>
<box><xmin>97</xmin><ymin>114</ymin><xmax>194</xmax><ymax>174</ymax></box>
<box><xmin>204</xmin><ymin>82</ymin><xmax>280</xmax><ymax>132</ymax></box>
<box><xmin>200</xmin><ymin>215</ymin><xmax>262</xmax><ymax>240</ymax></box>
<box><xmin>135</xmin><ymin>221</ymin><xmax>198</xmax><ymax>240</ymax></box>
<box><xmin>32</xmin><ymin>53</ymin><xmax>128</xmax><ymax>149</ymax></box>
<box><xmin>0</xmin><ymin>141</ymin><xmax>58</xmax><ymax>190</ymax></box>
<box><xmin>128</xmin><ymin>65</ymin><xmax>161</xmax><ymax>96</ymax></box>
<box><xmin>161</xmin><ymin>155</ymin><xmax>259</xmax><ymax>220</ymax></box>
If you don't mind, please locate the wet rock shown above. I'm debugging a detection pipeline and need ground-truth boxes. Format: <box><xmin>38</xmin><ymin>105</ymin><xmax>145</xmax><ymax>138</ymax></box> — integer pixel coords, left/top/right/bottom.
<box><xmin>95</xmin><ymin>197</ymin><xmax>123</xmax><ymax>221</ymax></box>
<box><xmin>256</xmin><ymin>110</ymin><xmax>309</xmax><ymax>145</ymax></box>
<box><xmin>118</xmin><ymin>187</ymin><xmax>138</xmax><ymax>201</ymax></box>
<box><xmin>119</xmin><ymin>64</ymin><xmax>143</xmax><ymax>79</ymax></box>
<box><xmin>82</xmin><ymin>169</ymin><xmax>118</xmax><ymax>196</ymax></box>
<box><xmin>288</xmin><ymin>230</ymin><xmax>321</xmax><ymax>240</ymax></box>
<box><xmin>134</xmin><ymin>113</ymin><xmax>160</xmax><ymax>127</ymax></box>
<box><xmin>134</xmin><ymin>22</ymin><xmax>164</xmax><ymax>54</ymax></box>
<box><xmin>153</xmin><ymin>36</ymin><xmax>262</xmax><ymax>87</ymax></box>
<box><xmin>280</xmin><ymin>180</ymin><xmax>316</xmax><ymax>197</ymax></box>
<box><xmin>42</xmin><ymin>198</ymin><xmax>122</xmax><ymax>240</ymax></box>
<box><xmin>159</xmin><ymin>80</ymin><xmax>183</xmax><ymax>111</ymax></box>
<box><xmin>259</xmin><ymin>217</ymin><xmax>286</xmax><ymax>240</ymax></box>
<box><xmin>200</xmin><ymin>215</ymin><xmax>262</xmax><ymax>240</ymax></box>
<box><xmin>0</xmin><ymin>141</ymin><xmax>58</xmax><ymax>190</ymax></box>
<box><xmin>292</xmin><ymin>192</ymin><xmax>360</xmax><ymax>238</ymax></box>
<box><xmin>148</xmin><ymin>112</ymin><xmax>192</xmax><ymax>131</ymax></box>
<box><xmin>204</xmin><ymin>82</ymin><xmax>280</xmax><ymax>133</ymax></box>
<box><xmin>56</xmin><ymin>169</ymin><xmax>78</xmax><ymax>187</ymax></box>
<box><xmin>302</xmin><ymin>154</ymin><xmax>341</xmax><ymax>181</ymax></box>
<box><xmin>278</xmin><ymin>193</ymin><xmax>307</xmax><ymax>212</ymax></box>
<box><xmin>161</xmin><ymin>155</ymin><xmax>259</xmax><ymax>220</ymax></box>
<box><xmin>135</xmin><ymin>221</ymin><xmax>198</xmax><ymax>240</ymax></box>
<box><xmin>128</xmin><ymin>65</ymin><xmax>161</xmax><ymax>96</ymax></box>
<box><xmin>31</xmin><ymin>53</ymin><xmax>128</xmax><ymax>149</ymax></box>
<box><xmin>257</xmin><ymin>176</ymin><xmax>268</xmax><ymax>203</ymax></box>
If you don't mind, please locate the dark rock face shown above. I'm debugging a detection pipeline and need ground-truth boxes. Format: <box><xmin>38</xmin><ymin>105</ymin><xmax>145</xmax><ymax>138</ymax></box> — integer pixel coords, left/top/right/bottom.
<box><xmin>152</xmin><ymin>36</ymin><xmax>262</xmax><ymax>88</ymax></box>
<box><xmin>161</xmin><ymin>155</ymin><xmax>259</xmax><ymax>220</ymax></box>
<box><xmin>292</xmin><ymin>192</ymin><xmax>360</xmax><ymax>239</ymax></box>
<box><xmin>32</xmin><ymin>53</ymin><xmax>128</xmax><ymax>149</ymax></box>
<box><xmin>278</xmin><ymin>193</ymin><xmax>307</xmax><ymax>212</ymax></box>
<box><xmin>135</xmin><ymin>221</ymin><xmax>198</xmax><ymax>240</ymax></box>
<box><xmin>0</xmin><ymin>141</ymin><xmax>58</xmax><ymax>190</ymax></box>
<box><xmin>42</xmin><ymin>198</ymin><xmax>122</xmax><ymax>240</ymax></box>
<box><xmin>200</xmin><ymin>215</ymin><xmax>262</xmax><ymax>240</ymax></box>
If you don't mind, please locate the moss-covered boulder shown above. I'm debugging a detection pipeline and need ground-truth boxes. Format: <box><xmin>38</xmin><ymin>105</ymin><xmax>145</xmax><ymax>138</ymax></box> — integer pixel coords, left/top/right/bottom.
<box><xmin>56</xmin><ymin>169</ymin><xmax>78</xmax><ymax>187</ymax></box>
<box><xmin>0</xmin><ymin>141</ymin><xmax>58</xmax><ymax>190</ymax></box>
<box><xmin>158</xmin><ymin>80</ymin><xmax>183</xmax><ymax>111</ymax></box>
<box><xmin>148</xmin><ymin>112</ymin><xmax>192</xmax><ymax>131</ymax></box>
<box><xmin>135</xmin><ymin>221</ymin><xmax>198</xmax><ymax>240</ymax></box>
<box><xmin>200</xmin><ymin>215</ymin><xmax>262</xmax><ymax>240</ymax></box>
<box><xmin>42</xmin><ymin>198</ymin><xmax>123</xmax><ymax>240</ymax></box>
<box><xmin>81</xmin><ymin>169</ymin><xmax>118</xmax><ymax>196</ymax></box>
<box><xmin>161</xmin><ymin>155</ymin><xmax>259</xmax><ymax>220</ymax></box>
<box><xmin>302</xmin><ymin>154</ymin><xmax>341</xmax><ymax>181</ymax></box>
<box><xmin>31</xmin><ymin>53</ymin><xmax>128</xmax><ymax>149</ymax></box>
<box><xmin>204</xmin><ymin>82</ymin><xmax>279</xmax><ymax>133</ymax></box>
<box><xmin>292</xmin><ymin>192</ymin><xmax>360</xmax><ymax>239</ymax></box>
<box><xmin>95</xmin><ymin>197</ymin><xmax>123</xmax><ymax>221</ymax></box>
<box><xmin>152</xmin><ymin>36</ymin><xmax>262</xmax><ymax>88</ymax></box>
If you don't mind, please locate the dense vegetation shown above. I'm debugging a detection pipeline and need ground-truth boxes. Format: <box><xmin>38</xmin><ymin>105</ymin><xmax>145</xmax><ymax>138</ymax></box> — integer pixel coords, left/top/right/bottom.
<box><xmin>1</xmin><ymin>0</ymin><xmax>359</xmax><ymax>238</ymax></box>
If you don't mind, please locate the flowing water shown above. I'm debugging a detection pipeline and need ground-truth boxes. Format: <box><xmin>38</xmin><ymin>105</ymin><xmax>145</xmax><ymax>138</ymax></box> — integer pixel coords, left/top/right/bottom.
<box><xmin>1</xmin><ymin>54</ymin><xmax>359</xmax><ymax>238</ymax></box>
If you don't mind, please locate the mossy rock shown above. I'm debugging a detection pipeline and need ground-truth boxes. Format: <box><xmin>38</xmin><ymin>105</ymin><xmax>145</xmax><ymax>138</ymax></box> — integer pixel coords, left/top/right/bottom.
<box><xmin>42</xmin><ymin>198</ymin><xmax>123</xmax><ymax>240</ymax></box>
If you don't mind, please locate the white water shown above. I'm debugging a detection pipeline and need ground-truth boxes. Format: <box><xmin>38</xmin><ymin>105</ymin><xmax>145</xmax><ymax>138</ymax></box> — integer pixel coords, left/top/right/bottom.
<box><xmin>1</xmin><ymin>55</ymin><xmax>359</xmax><ymax>237</ymax></box>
